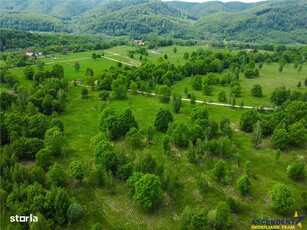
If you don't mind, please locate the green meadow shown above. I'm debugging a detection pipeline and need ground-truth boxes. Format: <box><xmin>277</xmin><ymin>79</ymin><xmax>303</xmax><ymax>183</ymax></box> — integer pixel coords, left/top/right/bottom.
<box><xmin>4</xmin><ymin>45</ymin><xmax>307</xmax><ymax>229</ymax></box>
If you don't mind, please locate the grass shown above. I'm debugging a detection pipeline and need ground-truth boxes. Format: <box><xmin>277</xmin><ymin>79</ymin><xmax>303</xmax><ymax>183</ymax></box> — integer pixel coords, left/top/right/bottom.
<box><xmin>3</xmin><ymin>45</ymin><xmax>307</xmax><ymax>230</ymax></box>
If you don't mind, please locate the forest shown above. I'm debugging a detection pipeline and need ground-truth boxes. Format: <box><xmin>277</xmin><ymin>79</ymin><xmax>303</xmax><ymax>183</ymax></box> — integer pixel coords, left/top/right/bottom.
<box><xmin>0</xmin><ymin>29</ymin><xmax>306</xmax><ymax>229</ymax></box>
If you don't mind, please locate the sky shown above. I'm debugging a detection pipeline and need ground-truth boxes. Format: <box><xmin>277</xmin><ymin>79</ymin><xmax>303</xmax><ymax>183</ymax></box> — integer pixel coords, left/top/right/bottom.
<box><xmin>162</xmin><ymin>0</ymin><xmax>266</xmax><ymax>2</ymax></box>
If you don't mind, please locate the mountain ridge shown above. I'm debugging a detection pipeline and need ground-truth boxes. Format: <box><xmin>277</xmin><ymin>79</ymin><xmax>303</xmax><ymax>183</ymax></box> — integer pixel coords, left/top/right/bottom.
<box><xmin>0</xmin><ymin>0</ymin><xmax>306</xmax><ymax>44</ymax></box>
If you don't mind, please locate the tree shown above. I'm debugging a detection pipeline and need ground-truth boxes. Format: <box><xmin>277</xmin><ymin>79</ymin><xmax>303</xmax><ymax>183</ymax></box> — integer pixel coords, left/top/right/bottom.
<box><xmin>270</xmin><ymin>183</ymin><xmax>295</xmax><ymax>215</ymax></box>
<box><xmin>172</xmin><ymin>93</ymin><xmax>182</xmax><ymax>113</ymax></box>
<box><xmin>202</xmin><ymin>83</ymin><xmax>212</xmax><ymax>96</ymax></box>
<box><xmin>44</xmin><ymin>127</ymin><xmax>67</xmax><ymax>155</ymax></box>
<box><xmin>48</xmin><ymin>162</ymin><xmax>65</xmax><ymax>186</ymax></box>
<box><xmin>118</xmin><ymin>108</ymin><xmax>138</xmax><ymax>136</ymax></box>
<box><xmin>154</xmin><ymin>108</ymin><xmax>173</xmax><ymax>132</ymax></box>
<box><xmin>111</xmin><ymin>78</ymin><xmax>127</xmax><ymax>99</ymax></box>
<box><xmin>214</xmin><ymin>202</ymin><xmax>232</xmax><ymax>230</ymax></box>
<box><xmin>130</xmin><ymin>81</ymin><xmax>138</xmax><ymax>95</ymax></box>
<box><xmin>297</xmin><ymin>81</ymin><xmax>301</xmax><ymax>88</ymax></box>
<box><xmin>74</xmin><ymin>61</ymin><xmax>80</xmax><ymax>71</ymax></box>
<box><xmin>126</xmin><ymin>127</ymin><xmax>142</xmax><ymax>148</ymax></box>
<box><xmin>251</xmin><ymin>84</ymin><xmax>263</xmax><ymax>97</ymax></box>
<box><xmin>54</xmin><ymin>189</ymin><xmax>71</xmax><ymax>224</ymax></box>
<box><xmin>158</xmin><ymin>85</ymin><xmax>171</xmax><ymax>103</ymax></box>
<box><xmin>192</xmin><ymin>75</ymin><xmax>202</xmax><ymax>90</ymax></box>
<box><xmin>183</xmin><ymin>52</ymin><xmax>189</xmax><ymax>60</ymax></box>
<box><xmin>94</xmin><ymin>140</ymin><xmax>118</xmax><ymax>173</ymax></box>
<box><xmin>85</xmin><ymin>67</ymin><xmax>94</xmax><ymax>77</ymax></box>
<box><xmin>237</xmin><ymin>174</ymin><xmax>252</xmax><ymax>195</ymax></box>
<box><xmin>220</xmin><ymin>117</ymin><xmax>232</xmax><ymax>139</ymax></box>
<box><xmin>35</xmin><ymin>148</ymin><xmax>54</xmax><ymax>171</ymax></box>
<box><xmin>23</xmin><ymin>66</ymin><xmax>35</xmax><ymax>80</ymax></box>
<box><xmin>171</xmin><ymin>122</ymin><xmax>191</xmax><ymax>148</ymax></box>
<box><xmin>190</xmin><ymin>93</ymin><xmax>196</xmax><ymax>105</ymax></box>
<box><xmin>270</xmin><ymin>86</ymin><xmax>290</xmax><ymax>106</ymax></box>
<box><xmin>67</xmin><ymin>203</ymin><xmax>82</xmax><ymax>223</ymax></box>
<box><xmin>271</xmin><ymin>128</ymin><xmax>289</xmax><ymax>150</ymax></box>
<box><xmin>51</xmin><ymin>64</ymin><xmax>64</xmax><ymax>79</ymax></box>
<box><xmin>69</xmin><ymin>161</ymin><xmax>84</xmax><ymax>182</ymax></box>
<box><xmin>212</xmin><ymin>160</ymin><xmax>226</xmax><ymax>182</ymax></box>
<box><xmin>92</xmin><ymin>53</ymin><xmax>97</xmax><ymax>59</ymax></box>
<box><xmin>239</xmin><ymin>110</ymin><xmax>259</xmax><ymax>132</ymax></box>
<box><xmin>99</xmin><ymin>90</ymin><xmax>110</xmax><ymax>101</ymax></box>
<box><xmin>133</xmin><ymin>174</ymin><xmax>162</xmax><ymax>211</ymax></box>
<box><xmin>81</xmin><ymin>87</ymin><xmax>89</xmax><ymax>99</ymax></box>
<box><xmin>26</xmin><ymin>113</ymin><xmax>49</xmax><ymax>139</ymax></box>
<box><xmin>230</xmin><ymin>81</ymin><xmax>241</xmax><ymax>97</ymax></box>
<box><xmin>218</xmin><ymin>90</ymin><xmax>227</xmax><ymax>102</ymax></box>
<box><xmin>288</xmin><ymin>119</ymin><xmax>307</xmax><ymax>146</ymax></box>
<box><xmin>173</xmin><ymin>47</ymin><xmax>177</xmax><ymax>53</ymax></box>
<box><xmin>252</xmin><ymin>120</ymin><xmax>262</xmax><ymax>148</ymax></box>
<box><xmin>287</xmin><ymin>160</ymin><xmax>305</xmax><ymax>181</ymax></box>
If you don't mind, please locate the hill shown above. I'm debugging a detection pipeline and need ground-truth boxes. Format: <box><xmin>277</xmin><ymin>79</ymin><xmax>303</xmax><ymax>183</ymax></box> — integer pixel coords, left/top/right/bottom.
<box><xmin>0</xmin><ymin>0</ymin><xmax>306</xmax><ymax>44</ymax></box>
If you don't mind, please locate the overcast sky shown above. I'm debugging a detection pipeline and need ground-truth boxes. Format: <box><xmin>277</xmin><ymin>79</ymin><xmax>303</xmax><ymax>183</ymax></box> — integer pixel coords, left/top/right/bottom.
<box><xmin>162</xmin><ymin>0</ymin><xmax>266</xmax><ymax>3</ymax></box>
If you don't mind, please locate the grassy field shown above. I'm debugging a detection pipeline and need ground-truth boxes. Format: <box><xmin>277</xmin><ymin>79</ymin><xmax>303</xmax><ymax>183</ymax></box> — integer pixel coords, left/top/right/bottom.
<box><xmin>4</xmin><ymin>45</ymin><xmax>307</xmax><ymax>229</ymax></box>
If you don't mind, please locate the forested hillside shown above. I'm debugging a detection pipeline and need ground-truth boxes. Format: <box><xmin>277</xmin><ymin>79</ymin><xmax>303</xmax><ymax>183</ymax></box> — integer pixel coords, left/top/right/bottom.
<box><xmin>0</xmin><ymin>0</ymin><xmax>306</xmax><ymax>43</ymax></box>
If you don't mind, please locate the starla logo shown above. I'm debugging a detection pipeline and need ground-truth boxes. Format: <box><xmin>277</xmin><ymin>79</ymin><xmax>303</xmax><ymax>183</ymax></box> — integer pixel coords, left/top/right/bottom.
<box><xmin>294</xmin><ymin>211</ymin><xmax>305</xmax><ymax>229</ymax></box>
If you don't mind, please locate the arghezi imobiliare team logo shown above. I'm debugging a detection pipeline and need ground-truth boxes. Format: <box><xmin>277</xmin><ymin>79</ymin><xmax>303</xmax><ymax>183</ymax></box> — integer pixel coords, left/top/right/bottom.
<box><xmin>250</xmin><ymin>211</ymin><xmax>305</xmax><ymax>229</ymax></box>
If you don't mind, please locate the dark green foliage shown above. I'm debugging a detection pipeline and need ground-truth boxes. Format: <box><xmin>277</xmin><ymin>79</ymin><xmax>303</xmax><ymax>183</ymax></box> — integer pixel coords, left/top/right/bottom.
<box><xmin>117</xmin><ymin>163</ymin><xmax>133</xmax><ymax>180</ymax></box>
<box><xmin>287</xmin><ymin>160</ymin><xmax>305</xmax><ymax>181</ymax></box>
<box><xmin>48</xmin><ymin>162</ymin><xmax>65</xmax><ymax>186</ymax></box>
<box><xmin>172</xmin><ymin>93</ymin><xmax>182</xmax><ymax>113</ymax></box>
<box><xmin>212</xmin><ymin>160</ymin><xmax>226</xmax><ymax>182</ymax></box>
<box><xmin>237</xmin><ymin>173</ymin><xmax>252</xmax><ymax>195</ymax></box>
<box><xmin>81</xmin><ymin>87</ymin><xmax>89</xmax><ymax>99</ymax></box>
<box><xmin>190</xmin><ymin>125</ymin><xmax>204</xmax><ymax>144</ymax></box>
<box><xmin>126</xmin><ymin>127</ymin><xmax>142</xmax><ymax>148</ymax></box>
<box><xmin>214</xmin><ymin>202</ymin><xmax>232</xmax><ymax>230</ymax></box>
<box><xmin>270</xmin><ymin>86</ymin><xmax>291</xmax><ymax>106</ymax></box>
<box><xmin>192</xmin><ymin>75</ymin><xmax>202</xmax><ymax>90</ymax></box>
<box><xmin>218</xmin><ymin>90</ymin><xmax>227</xmax><ymax>102</ymax></box>
<box><xmin>0</xmin><ymin>92</ymin><xmax>16</xmax><ymax>111</ymax></box>
<box><xmin>251</xmin><ymin>84</ymin><xmax>263</xmax><ymax>97</ymax></box>
<box><xmin>163</xmin><ymin>135</ymin><xmax>171</xmax><ymax>153</ymax></box>
<box><xmin>270</xmin><ymin>183</ymin><xmax>295</xmax><ymax>215</ymax></box>
<box><xmin>44</xmin><ymin>127</ymin><xmax>67</xmax><ymax>155</ymax></box>
<box><xmin>26</xmin><ymin>113</ymin><xmax>49</xmax><ymax>139</ymax></box>
<box><xmin>67</xmin><ymin>203</ymin><xmax>82</xmax><ymax>223</ymax></box>
<box><xmin>239</xmin><ymin>110</ymin><xmax>259</xmax><ymax>132</ymax></box>
<box><xmin>271</xmin><ymin>128</ymin><xmax>289</xmax><ymax>150</ymax></box>
<box><xmin>244</xmin><ymin>68</ymin><xmax>259</xmax><ymax>78</ymax></box>
<box><xmin>50</xmin><ymin>118</ymin><xmax>64</xmax><ymax>132</ymax></box>
<box><xmin>220</xmin><ymin>117</ymin><xmax>232</xmax><ymax>139</ymax></box>
<box><xmin>202</xmin><ymin>83</ymin><xmax>212</xmax><ymax>96</ymax></box>
<box><xmin>197</xmin><ymin>175</ymin><xmax>209</xmax><ymax>193</ymax></box>
<box><xmin>90</xmin><ymin>164</ymin><xmax>105</xmax><ymax>187</ymax></box>
<box><xmin>111</xmin><ymin>78</ymin><xmax>127</xmax><ymax>99</ymax></box>
<box><xmin>133</xmin><ymin>174</ymin><xmax>162</xmax><ymax>211</ymax></box>
<box><xmin>226</xmin><ymin>197</ymin><xmax>240</xmax><ymax>213</ymax></box>
<box><xmin>69</xmin><ymin>161</ymin><xmax>84</xmax><ymax>182</ymax></box>
<box><xmin>158</xmin><ymin>85</ymin><xmax>171</xmax><ymax>103</ymax></box>
<box><xmin>191</xmin><ymin>106</ymin><xmax>209</xmax><ymax>123</ymax></box>
<box><xmin>35</xmin><ymin>148</ymin><xmax>54</xmax><ymax>171</ymax></box>
<box><xmin>154</xmin><ymin>108</ymin><xmax>173</xmax><ymax>132</ymax></box>
<box><xmin>288</xmin><ymin>119</ymin><xmax>307</xmax><ymax>146</ymax></box>
<box><xmin>23</xmin><ymin>66</ymin><xmax>35</xmax><ymax>80</ymax></box>
<box><xmin>51</xmin><ymin>64</ymin><xmax>64</xmax><ymax>79</ymax></box>
<box><xmin>127</xmin><ymin>172</ymin><xmax>143</xmax><ymax>197</ymax></box>
<box><xmin>230</xmin><ymin>81</ymin><xmax>241</xmax><ymax>97</ymax></box>
<box><xmin>12</xmin><ymin>137</ymin><xmax>44</xmax><ymax>159</ymax></box>
<box><xmin>94</xmin><ymin>140</ymin><xmax>118</xmax><ymax>173</ymax></box>
<box><xmin>54</xmin><ymin>189</ymin><xmax>71</xmax><ymax>224</ymax></box>
<box><xmin>74</xmin><ymin>61</ymin><xmax>80</xmax><ymax>71</ymax></box>
<box><xmin>99</xmin><ymin>90</ymin><xmax>110</xmax><ymax>101</ymax></box>
<box><xmin>171</xmin><ymin>122</ymin><xmax>191</xmax><ymax>148</ymax></box>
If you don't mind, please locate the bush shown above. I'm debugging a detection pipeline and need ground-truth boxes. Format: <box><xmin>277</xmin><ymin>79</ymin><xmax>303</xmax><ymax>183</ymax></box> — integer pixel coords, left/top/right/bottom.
<box><xmin>154</xmin><ymin>108</ymin><xmax>173</xmax><ymax>132</ymax></box>
<box><xmin>271</xmin><ymin>128</ymin><xmax>289</xmax><ymax>150</ymax></box>
<box><xmin>287</xmin><ymin>160</ymin><xmax>305</xmax><ymax>181</ymax></box>
<box><xmin>237</xmin><ymin>173</ymin><xmax>252</xmax><ymax>195</ymax></box>
<box><xmin>270</xmin><ymin>183</ymin><xmax>295</xmax><ymax>215</ymax></box>
<box><xmin>251</xmin><ymin>84</ymin><xmax>263</xmax><ymax>97</ymax></box>
<box><xmin>67</xmin><ymin>203</ymin><xmax>82</xmax><ymax>223</ymax></box>
<box><xmin>212</xmin><ymin>160</ymin><xmax>226</xmax><ymax>182</ymax></box>
<box><xmin>239</xmin><ymin>110</ymin><xmax>259</xmax><ymax>132</ymax></box>
<box><xmin>133</xmin><ymin>174</ymin><xmax>162</xmax><ymax>211</ymax></box>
